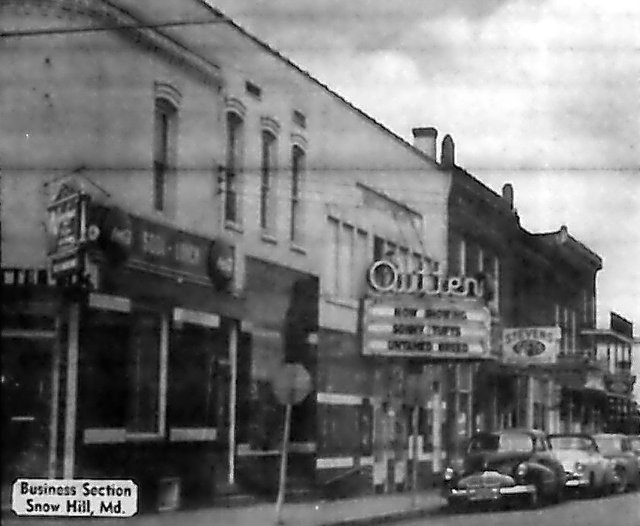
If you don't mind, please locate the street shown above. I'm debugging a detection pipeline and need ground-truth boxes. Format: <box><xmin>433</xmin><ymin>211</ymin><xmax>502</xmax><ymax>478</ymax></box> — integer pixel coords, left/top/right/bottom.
<box><xmin>402</xmin><ymin>492</ymin><xmax>640</xmax><ymax>526</ymax></box>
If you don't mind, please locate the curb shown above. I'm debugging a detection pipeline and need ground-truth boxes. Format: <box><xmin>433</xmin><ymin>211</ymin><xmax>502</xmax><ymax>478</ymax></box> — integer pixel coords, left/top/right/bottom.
<box><xmin>319</xmin><ymin>503</ymin><xmax>441</xmax><ymax>526</ymax></box>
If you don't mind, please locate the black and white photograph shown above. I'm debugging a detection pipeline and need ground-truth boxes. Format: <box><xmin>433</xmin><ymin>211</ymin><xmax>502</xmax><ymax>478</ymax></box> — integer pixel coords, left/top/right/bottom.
<box><xmin>1</xmin><ymin>1</ymin><xmax>639</xmax><ymax>525</ymax></box>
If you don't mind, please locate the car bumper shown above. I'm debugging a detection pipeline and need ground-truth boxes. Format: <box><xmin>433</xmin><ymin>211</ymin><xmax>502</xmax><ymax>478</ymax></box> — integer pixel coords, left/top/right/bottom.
<box><xmin>446</xmin><ymin>484</ymin><xmax>537</xmax><ymax>502</ymax></box>
<box><xmin>565</xmin><ymin>477</ymin><xmax>590</xmax><ymax>488</ymax></box>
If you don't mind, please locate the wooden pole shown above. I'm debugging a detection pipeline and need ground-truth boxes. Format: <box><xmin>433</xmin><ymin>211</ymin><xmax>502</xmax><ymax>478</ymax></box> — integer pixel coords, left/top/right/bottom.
<box><xmin>63</xmin><ymin>302</ymin><xmax>79</xmax><ymax>479</ymax></box>
<box><xmin>411</xmin><ymin>405</ymin><xmax>419</xmax><ymax>508</ymax></box>
<box><xmin>275</xmin><ymin>403</ymin><xmax>292</xmax><ymax>524</ymax></box>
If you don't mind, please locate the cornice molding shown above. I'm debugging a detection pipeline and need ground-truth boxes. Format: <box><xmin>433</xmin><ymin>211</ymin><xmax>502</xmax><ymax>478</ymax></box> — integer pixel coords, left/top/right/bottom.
<box><xmin>2</xmin><ymin>0</ymin><xmax>223</xmax><ymax>90</ymax></box>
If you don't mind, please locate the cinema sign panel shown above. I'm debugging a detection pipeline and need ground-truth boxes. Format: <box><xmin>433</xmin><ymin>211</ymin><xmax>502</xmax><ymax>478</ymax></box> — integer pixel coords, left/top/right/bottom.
<box><xmin>361</xmin><ymin>295</ymin><xmax>492</xmax><ymax>359</ymax></box>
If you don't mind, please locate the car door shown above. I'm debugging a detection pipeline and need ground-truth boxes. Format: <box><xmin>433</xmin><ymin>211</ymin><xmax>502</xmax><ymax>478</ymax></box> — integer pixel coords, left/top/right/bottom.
<box><xmin>621</xmin><ymin>437</ymin><xmax>640</xmax><ymax>484</ymax></box>
<box><xmin>532</xmin><ymin>436</ymin><xmax>562</xmax><ymax>494</ymax></box>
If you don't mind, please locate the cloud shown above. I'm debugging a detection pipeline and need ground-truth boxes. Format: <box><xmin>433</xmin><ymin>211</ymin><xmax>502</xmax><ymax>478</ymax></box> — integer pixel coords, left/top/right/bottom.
<box><xmin>210</xmin><ymin>0</ymin><xmax>639</xmax><ymax>171</ymax></box>
<box><xmin>207</xmin><ymin>0</ymin><xmax>640</xmax><ymax>330</ymax></box>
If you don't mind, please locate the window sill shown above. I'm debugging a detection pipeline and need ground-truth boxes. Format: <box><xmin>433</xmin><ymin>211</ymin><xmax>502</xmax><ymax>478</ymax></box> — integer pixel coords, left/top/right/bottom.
<box><xmin>324</xmin><ymin>295</ymin><xmax>359</xmax><ymax>310</ymax></box>
<box><xmin>260</xmin><ymin>231</ymin><xmax>278</xmax><ymax>245</ymax></box>
<box><xmin>225</xmin><ymin>220</ymin><xmax>244</xmax><ymax>234</ymax></box>
<box><xmin>125</xmin><ymin>432</ymin><xmax>164</xmax><ymax>442</ymax></box>
<box><xmin>289</xmin><ymin>243</ymin><xmax>306</xmax><ymax>255</ymax></box>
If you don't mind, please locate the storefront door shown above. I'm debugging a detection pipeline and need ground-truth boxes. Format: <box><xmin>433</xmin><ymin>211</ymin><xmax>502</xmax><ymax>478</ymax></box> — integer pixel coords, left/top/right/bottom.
<box><xmin>2</xmin><ymin>336</ymin><xmax>54</xmax><ymax>483</ymax></box>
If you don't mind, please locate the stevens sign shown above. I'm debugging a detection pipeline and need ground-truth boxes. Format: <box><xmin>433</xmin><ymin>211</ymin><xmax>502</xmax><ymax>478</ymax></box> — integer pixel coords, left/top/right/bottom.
<box><xmin>361</xmin><ymin>295</ymin><xmax>491</xmax><ymax>359</ymax></box>
<box><xmin>502</xmin><ymin>327</ymin><xmax>561</xmax><ymax>364</ymax></box>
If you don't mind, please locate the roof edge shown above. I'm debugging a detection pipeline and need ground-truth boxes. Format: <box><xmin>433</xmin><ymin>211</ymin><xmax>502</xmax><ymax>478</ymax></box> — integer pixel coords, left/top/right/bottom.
<box><xmin>196</xmin><ymin>1</ymin><xmax>441</xmax><ymax>169</ymax></box>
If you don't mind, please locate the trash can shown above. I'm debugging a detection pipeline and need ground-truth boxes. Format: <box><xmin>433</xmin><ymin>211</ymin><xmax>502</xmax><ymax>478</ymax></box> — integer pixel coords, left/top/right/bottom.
<box><xmin>157</xmin><ymin>477</ymin><xmax>181</xmax><ymax>512</ymax></box>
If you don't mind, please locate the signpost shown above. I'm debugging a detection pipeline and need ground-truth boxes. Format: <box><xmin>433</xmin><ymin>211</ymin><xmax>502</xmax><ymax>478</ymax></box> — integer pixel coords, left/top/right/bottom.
<box><xmin>405</xmin><ymin>374</ymin><xmax>428</xmax><ymax>508</ymax></box>
<box><xmin>271</xmin><ymin>364</ymin><xmax>311</xmax><ymax>525</ymax></box>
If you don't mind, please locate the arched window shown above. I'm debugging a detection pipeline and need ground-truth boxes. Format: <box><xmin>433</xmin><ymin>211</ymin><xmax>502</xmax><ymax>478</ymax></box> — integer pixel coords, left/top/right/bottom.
<box><xmin>290</xmin><ymin>144</ymin><xmax>305</xmax><ymax>243</ymax></box>
<box><xmin>224</xmin><ymin>111</ymin><xmax>244</xmax><ymax>225</ymax></box>
<box><xmin>153</xmin><ymin>98</ymin><xmax>178</xmax><ymax>213</ymax></box>
<box><xmin>260</xmin><ymin>129</ymin><xmax>277</xmax><ymax>232</ymax></box>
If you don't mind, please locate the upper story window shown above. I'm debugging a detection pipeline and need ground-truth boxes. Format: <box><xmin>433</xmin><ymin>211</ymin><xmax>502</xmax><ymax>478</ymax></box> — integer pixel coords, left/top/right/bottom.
<box><xmin>327</xmin><ymin>218</ymin><xmax>368</xmax><ymax>300</ymax></box>
<box><xmin>153</xmin><ymin>98</ymin><xmax>178</xmax><ymax>213</ymax></box>
<box><xmin>459</xmin><ymin>239</ymin><xmax>467</xmax><ymax>275</ymax></box>
<box><xmin>290</xmin><ymin>144</ymin><xmax>305</xmax><ymax>244</ymax></box>
<box><xmin>260</xmin><ymin>129</ymin><xmax>277</xmax><ymax>233</ymax></box>
<box><xmin>224</xmin><ymin>111</ymin><xmax>244</xmax><ymax>226</ymax></box>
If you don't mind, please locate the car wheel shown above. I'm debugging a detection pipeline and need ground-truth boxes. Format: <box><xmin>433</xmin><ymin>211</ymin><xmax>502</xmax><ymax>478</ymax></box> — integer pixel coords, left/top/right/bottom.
<box><xmin>587</xmin><ymin>473</ymin><xmax>598</xmax><ymax>499</ymax></box>
<box><xmin>527</xmin><ymin>486</ymin><xmax>541</xmax><ymax>509</ymax></box>
<box><xmin>553</xmin><ymin>481</ymin><xmax>565</xmax><ymax>504</ymax></box>
<box><xmin>614</xmin><ymin>467</ymin><xmax>627</xmax><ymax>494</ymax></box>
<box><xmin>447</xmin><ymin>498</ymin><xmax>466</xmax><ymax>514</ymax></box>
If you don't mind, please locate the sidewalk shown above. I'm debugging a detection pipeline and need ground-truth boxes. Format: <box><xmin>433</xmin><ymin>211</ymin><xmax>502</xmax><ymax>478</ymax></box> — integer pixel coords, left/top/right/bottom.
<box><xmin>3</xmin><ymin>490</ymin><xmax>445</xmax><ymax>526</ymax></box>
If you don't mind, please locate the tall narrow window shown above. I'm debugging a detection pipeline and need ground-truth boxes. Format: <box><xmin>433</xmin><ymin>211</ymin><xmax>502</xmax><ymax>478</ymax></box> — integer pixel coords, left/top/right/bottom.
<box><xmin>327</xmin><ymin>218</ymin><xmax>340</xmax><ymax>296</ymax></box>
<box><xmin>154</xmin><ymin>99</ymin><xmax>177</xmax><ymax>213</ymax></box>
<box><xmin>260</xmin><ymin>130</ymin><xmax>277</xmax><ymax>232</ymax></box>
<box><xmin>459</xmin><ymin>239</ymin><xmax>466</xmax><ymax>275</ymax></box>
<box><xmin>493</xmin><ymin>257</ymin><xmax>500</xmax><ymax>313</ymax></box>
<box><xmin>290</xmin><ymin>145</ymin><xmax>305</xmax><ymax>243</ymax></box>
<box><xmin>225</xmin><ymin>112</ymin><xmax>244</xmax><ymax>225</ymax></box>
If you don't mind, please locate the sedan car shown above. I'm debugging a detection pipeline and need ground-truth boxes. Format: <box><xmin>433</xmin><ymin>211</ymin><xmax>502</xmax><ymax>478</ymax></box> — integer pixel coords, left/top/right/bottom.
<box><xmin>592</xmin><ymin>433</ymin><xmax>640</xmax><ymax>493</ymax></box>
<box><xmin>442</xmin><ymin>429</ymin><xmax>566</xmax><ymax>510</ymax></box>
<box><xmin>629</xmin><ymin>435</ymin><xmax>640</xmax><ymax>460</ymax></box>
<box><xmin>548</xmin><ymin>433</ymin><xmax>615</xmax><ymax>497</ymax></box>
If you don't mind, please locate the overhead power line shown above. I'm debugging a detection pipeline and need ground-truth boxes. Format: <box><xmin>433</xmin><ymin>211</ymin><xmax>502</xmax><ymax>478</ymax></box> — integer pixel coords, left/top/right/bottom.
<box><xmin>0</xmin><ymin>18</ymin><xmax>226</xmax><ymax>39</ymax></box>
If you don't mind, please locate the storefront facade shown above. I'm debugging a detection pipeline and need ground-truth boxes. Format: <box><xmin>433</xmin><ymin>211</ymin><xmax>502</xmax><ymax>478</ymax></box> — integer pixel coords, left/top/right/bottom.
<box><xmin>314</xmin><ymin>250</ymin><xmax>493</xmax><ymax>495</ymax></box>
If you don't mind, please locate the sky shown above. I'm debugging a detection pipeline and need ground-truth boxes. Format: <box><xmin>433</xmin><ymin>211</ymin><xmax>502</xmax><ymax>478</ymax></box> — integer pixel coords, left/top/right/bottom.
<box><xmin>208</xmin><ymin>0</ymin><xmax>640</xmax><ymax>333</ymax></box>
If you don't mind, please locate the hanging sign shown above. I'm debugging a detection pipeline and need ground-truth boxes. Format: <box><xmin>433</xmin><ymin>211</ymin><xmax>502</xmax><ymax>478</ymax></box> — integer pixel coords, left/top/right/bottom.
<box><xmin>502</xmin><ymin>327</ymin><xmax>561</xmax><ymax>364</ymax></box>
<box><xmin>46</xmin><ymin>183</ymin><xmax>89</xmax><ymax>279</ymax></box>
<box><xmin>87</xmin><ymin>204</ymin><xmax>234</xmax><ymax>289</ymax></box>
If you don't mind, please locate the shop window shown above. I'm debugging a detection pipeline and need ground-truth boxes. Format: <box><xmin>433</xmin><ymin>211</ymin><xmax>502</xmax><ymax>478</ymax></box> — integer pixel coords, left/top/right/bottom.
<box><xmin>80</xmin><ymin>309</ymin><xmax>129</xmax><ymax>429</ymax></box>
<box><xmin>168</xmin><ymin>322</ymin><xmax>225</xmax><ymax>437</ymax></box>
<box><xmin>129</xmin><ymin>309</ymin><xmax>162</xmax><ymax>433</ymax></box>
<box><xmin>80</xmin><ymin>303</ymin><xmax>166</xmax><ymax>438</ymax></box>
<box><xmin>359</xmin><ymin>399</ymin><xmax>373</xmax><ymax>456</ymax></box>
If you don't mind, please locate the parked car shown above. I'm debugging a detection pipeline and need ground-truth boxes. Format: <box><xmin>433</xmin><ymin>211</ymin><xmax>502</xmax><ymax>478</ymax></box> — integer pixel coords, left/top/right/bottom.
<box><xmin>592</xmin><ymin>433</ymin><xmax>640</xmax><ymax>493</ymax></box>
<box><xmin>548</xmin><ymin>433</ymin><xmax>615</xmax><ymax>497</ymax></box>
<box><xmin>629</xmin><ymin>435</ymin><xmax>640</xmax><ymax>460</ymax></box>
<box><xmin>442</xmin><ymin>429</ymin><xmax>566</xmax><ymax>510</ymax></box>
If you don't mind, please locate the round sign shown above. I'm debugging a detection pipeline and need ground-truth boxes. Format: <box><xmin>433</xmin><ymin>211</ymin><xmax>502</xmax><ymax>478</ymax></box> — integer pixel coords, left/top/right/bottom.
<box><xmin>271</xmin><ymin>363</ymin><xmax>312</xmax><ymax>405</ymax></box>
<box><xmin>513</xmin><ymin>339</ymin><xmax>546</xmax><ymax>357</ymax></box>
<box><xmin>208</xmin><ymin>238</ymin><xmax>235</xmax><ymax>290</ymax></box>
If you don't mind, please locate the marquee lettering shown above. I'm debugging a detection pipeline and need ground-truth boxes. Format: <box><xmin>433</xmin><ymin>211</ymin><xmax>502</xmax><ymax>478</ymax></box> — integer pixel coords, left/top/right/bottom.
<box><xmin>367</xmin><ymin>260</ymin><xmax>484</xmax><ymax>298</ymax></box>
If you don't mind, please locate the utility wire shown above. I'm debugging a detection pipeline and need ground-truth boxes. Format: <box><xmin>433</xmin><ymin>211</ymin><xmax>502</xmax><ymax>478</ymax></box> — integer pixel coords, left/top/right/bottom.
<box><xmin>0</xmin><ymin>19</ymin><xmax>226</xmax><ymax>38</ymax></box>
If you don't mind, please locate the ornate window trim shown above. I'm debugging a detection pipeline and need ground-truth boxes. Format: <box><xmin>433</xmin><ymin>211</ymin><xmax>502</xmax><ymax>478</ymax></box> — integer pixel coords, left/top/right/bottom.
<box><xmin>260</xmin><ymin>116</ymin><xmax>281</xmax><ymax>136</ymax></box>
<box><xmin>154</xmin><ymin>81</ymin><xmax>183</xmax><ymax>108</ymax></box>
<box><xmin>225</xmin><ymin>96</ymin><xmax>247</xmax><ymax>119</ymax></box>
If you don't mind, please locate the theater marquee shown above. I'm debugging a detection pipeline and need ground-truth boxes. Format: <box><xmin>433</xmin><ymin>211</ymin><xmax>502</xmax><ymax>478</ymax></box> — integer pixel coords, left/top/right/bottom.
<box><xmin>361</xmin><ymin>295</ymin><xmax>491</xmax><ymax>359</ymax></box>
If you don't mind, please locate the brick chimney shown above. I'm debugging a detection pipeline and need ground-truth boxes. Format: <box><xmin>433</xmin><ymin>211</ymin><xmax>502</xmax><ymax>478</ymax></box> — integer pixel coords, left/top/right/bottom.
<box><xmin>502</xmin><ymin>183</ymin><xmax>514</xmax><ymax>209</ymax></box>
<box><xmin>440</xmin><ymin>134</ymin><xmax>455</xmax><ymax>167</ymax></box>
<box><xmin>412</xmin><ymin>127</ymin><xmax>438</xmax><ymax>161</ymax></box>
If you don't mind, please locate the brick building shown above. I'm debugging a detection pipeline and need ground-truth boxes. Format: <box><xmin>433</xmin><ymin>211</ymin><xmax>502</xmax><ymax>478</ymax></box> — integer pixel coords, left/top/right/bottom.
<box><xmin>1</xmin><ymin>0</ymin><xmax>450</xmax><ymax>507</ymax></box>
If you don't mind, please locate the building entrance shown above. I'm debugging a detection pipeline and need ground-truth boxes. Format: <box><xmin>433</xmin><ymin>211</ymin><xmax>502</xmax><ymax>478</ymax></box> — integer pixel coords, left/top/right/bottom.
<box><xmin>2</xmin><ymin>336</ymin><xmax>54</xmax><ymax>483</ymax></box>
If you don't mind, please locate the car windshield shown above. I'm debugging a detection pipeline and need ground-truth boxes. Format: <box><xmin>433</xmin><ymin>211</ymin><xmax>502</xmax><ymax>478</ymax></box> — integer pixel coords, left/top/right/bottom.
<box><xmin>468</xmin><ymin>433</ymin><xmax>533</xmax><ymax>453</ymax></box>
<box><xmin>549</xmin><ymin>436</ymin><xmax>595</xmax><ymax>451</ymax></box>
<box><xmin>594</xmin><ymin>436</ymin><xmax>622</xmax><ymax>455</ymax></box>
